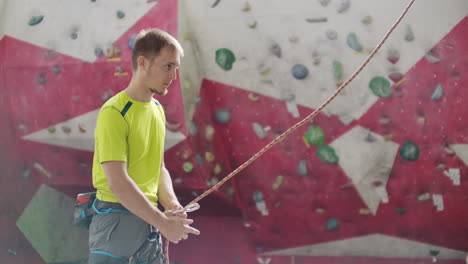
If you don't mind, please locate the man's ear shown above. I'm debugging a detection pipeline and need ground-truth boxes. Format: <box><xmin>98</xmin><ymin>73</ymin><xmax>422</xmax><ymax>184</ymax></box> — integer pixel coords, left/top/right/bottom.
<box><xmin>137</xmin><ymin>56</ymin><xmax>147</xmax><ymax>71</ymax></box>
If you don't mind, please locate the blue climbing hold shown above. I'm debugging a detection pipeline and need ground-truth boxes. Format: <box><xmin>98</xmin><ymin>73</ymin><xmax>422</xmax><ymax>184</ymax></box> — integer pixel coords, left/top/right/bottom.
<box><xmin>215</xmin><ymin>109</ymin><xmax>231</xmax><ymax>124</ymax></box>
<box><xmin>292</xmin><ymin>64</ymin><xmax>309</xmax><ymax>80</ymax></box>
<box><xmin>128</xmin><ymin>34</ymin><xmax>137</xmax><ymax>49</ymax></box>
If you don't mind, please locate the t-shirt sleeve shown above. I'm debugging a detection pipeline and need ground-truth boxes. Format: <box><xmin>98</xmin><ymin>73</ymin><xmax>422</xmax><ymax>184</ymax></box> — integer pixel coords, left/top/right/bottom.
<box><xmin>95</xmin><ymin>106</ymin><xmax>129</xmax><ymax>163</ymax></box>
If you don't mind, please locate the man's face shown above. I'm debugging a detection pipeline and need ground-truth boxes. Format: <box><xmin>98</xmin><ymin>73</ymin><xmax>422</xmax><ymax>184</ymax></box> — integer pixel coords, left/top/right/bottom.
<box><xmin>142</xmin><ymin>46</ymin><xmax>180</xmax><ymax>96</ymax></box>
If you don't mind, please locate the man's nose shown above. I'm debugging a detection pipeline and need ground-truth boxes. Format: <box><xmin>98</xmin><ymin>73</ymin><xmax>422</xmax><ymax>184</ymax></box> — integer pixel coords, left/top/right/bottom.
<box><xmin>170</xmin><ymin>69</ymin><xmax>177</xmax><ymax>80</ymax></box>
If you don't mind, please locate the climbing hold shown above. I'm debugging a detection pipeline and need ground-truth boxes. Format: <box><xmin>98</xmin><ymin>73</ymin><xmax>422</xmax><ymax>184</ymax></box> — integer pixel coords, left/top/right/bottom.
<box><xmin>52</xmin><ymin>66</ymin><xmax>61</xmax><ymax>74</ymax></box>
<box><xmin>21</xmin><ymin>167</ymin><xmax>31</xmax><ymax>179</ymax></box>
<box><xmin>48</xmin><ymin>126</ymin><xmax>56</xmax><ymax>133</ymax></box>
<box><xmin>8</xmin><ymin>249</ymin><xmax>17</xmax><ymax>256</ymax></box>
<box><xmin>316</xmin><ymin>208</ymin><xmax>325</xmax><ymax>214</ymax></box>
<box><xmin>206</xmin><ymin>177</ymin><xmax>219</xmax><ymax>188</ymax></box>
<box><xmin>269</xmin><ymin>42</ymin><xmax>282</xmax><ymax>58</ymax></box>
<box><xmin>333</xmin><ymin>60</ymin><xmax>343</xmax><ymax>80</ymax></box>
<box><xmin>247</xmin><ymin>20</ymin><xmax>257</xmax><ymax>29</ymax></box>
<box><xmin>369</xmin><ymin>76</ymin><xmax>392</xmax><ymax>98</ymax></box>
<box><xmin>72</xmin><ymin>95</ymin><xmax>80</xmax><ymax>103</ymax></box>
<box><xmin>379</xmin><ymin>117</ymin><xmax>391</xmax><ymax>125</ymax></box>
<box><xmin>303</xmin><ymin>126</ymin><xmax>325</xmax><ymax>146</ymax></box>
<box><xmin>318</xmin><ymin>0</ymin><xmax>330</xmax><ymax>7</ymax></box>
<box><xmin>347</xmin><ymin>33</ymin><xmax>363</xmax><ymax>52</ymax></box>
<box><xmin>359</xmin><ymin>208</ymin><xmax>371</xmax><ymax>215</ymax></box>
<box><xmin>326</xmin><ymin>29</ymin><xmax>338</xmax><ymax>40</ymax></box>
<box><xmin>166</xmin><ymin>121</ymin><xmax>181</xmax><ymax>132</ymax></box>
<box><xmin>188</xmin><ymin>121</ymin><xmax>198</xmax><ymax>136</ymax></box>
<box><xmin>94</xmin><ymin>47</ymin><xmax>104</xmax><ymax>58</ymax></box>
<box><xmin>38</xmin><ymin>76</ymin><xmax>46</xmax><ymax>84</ymax></box>
<box><xmin>128</xmin><ymin>34</ymin><xmax>137</xmax><ymax>49</ymax></box>
<box><xmin>396</xmin><ymin>208</ymin><xmax>406</xmax><ymax>215</ymax></box>
<box><xmin>387</xmin><ymin>50</ymin><xmax>400</xmax><ymax>64</ymax></box>
<box><xmin>430</xmin><ymin>83</ymin><xmax>443</xmax><ymax>100</ymax></box>
<box><xmin>292</xmin><ymin>64</ymin><xmax>309</xmax><ymax>80</ymax></box>
<box><xmin>289</xmin><ymin>35</ymin><xmax>299</xmax><ymax>43</ymax></box>
<box><xmin>317</xmin><ymin>145</ymin><xmax>339</xmax><ymax>163</ymax></box>
<box><xmin>61</xmin><ymin>125</ymin><xmax>71</xmax><ymax>134</ymax></box>
<box><xmin>252</xmin><ymin>122</ymin><xmax>269</xmax><ymax>139</ymax></box>
<box><xmin>183</xmin><ymin>162</ymin><xmax>194</xmax><ymax>173</ymax></box>
<box><xmin>306</xmin><ymin>17</ymin><xmax>328</xmax><ymax>23</ymax></box>
<box><xmin>248</xmin><ymin>92</ymin><xmax>259</xmax><ymax>102</ymax></box>
<box><xmin>399</xmin><ymin>140</ymin><xmax>420</xmax><ymax>161</ymax></box>
<box><xmin>215</xmin><ymin>108</ymin><xmax>231</xmax><ymax>124</ymax></box>
<box><xmin>70</xmin><ymin>29</ymin><xmax>79</xmax><ymax>40</ymax></box>
<box><xmin>425</xmin><ymin>49</ymin><xmax>440</xmax><ymax>63</ymax></box>
<box><xmin>29</xmin><ymin>15</ymin><xmax>44</xmax><ymax>26</ymax></box>
<box><xmin>106</xmin><ymin>46</ymin><xmax>121</xmax><ymax>58</ymax></box>
<box><xmin>242</xmin><ymin>2</ymin><xmax>251</xmax><ymax>12</ymax></box>
<box><xmin>362</xmin><ymin>15</ymin><xmax>373</xmax><ymax>25</ymax></box>
<box><xmin>215</xmin><ymin>48</ymin><xmax>236</xmax><ymax>70</ymax></box>
<box><xmin>272</xmin><ymin>175</ymin><xmax>284</xmax><ymax>190</ymax></box>
<box><xmin>253</xmin><ymin>190</ymin><xmax>269</xmax><ymax>216</ymax></box>
<box><xmin>195</xmin><ymin>154</ymin><xmax>203</xmax><ymax>165</ymax></box>
<box><xmin>418</xmin><ymin>193</ymin><xmax>431</xmax><ymax>201</ymax></box>
<box><xmin>205</xmin><ymin>125</ymin><xmax>215</xmax><ymax>141</ymax></box>
<box><xmin>213</xmin><ymin>163</ymin><xmax>222</xmax><ymax>175</ymax></box>
<box><xmin>297</xmin><ymin>160</ymin><xmax>308</xmax><ymax>176</ymax></box>
<box><xmin>180</xmin><ymin>149</ymin><xmax>192</xmax><ymax>160</ymax></box>
<box><xmin>336</xmin><ymin>0</ymin><xmax>350</xmax><ymax>13</ymax></box>
<box><xmin>404</xmin><ymin>25</ymin><xmax>415</xmax><ymax>41</ymax></box>
<box><xmin>205</xmin><ymin>152</ymin><xmax>215</xmax><ymax>162</ymax></box>
<box><xmin>18</xmin><ymin>123</ymin><xmax>27</xmax><ymax>134</ymax></box>
<box><xmin>388</xmin><ymin>72</ymin><xmax>403</xmax><ymax>83</ymax></box>
<box><xmin>211</xmin><ymin>0</ymin><xmax>221</xmax><ymax>8</ymax></box>
<box><xmin>116</xmin><ymin>10</ymin><xmax>125</xmax><ymax>19</ymax></box>
<box><xmin>326</xmin><ymin>218</ymin><xmax>339</xmax><ymax>230</ymax></box>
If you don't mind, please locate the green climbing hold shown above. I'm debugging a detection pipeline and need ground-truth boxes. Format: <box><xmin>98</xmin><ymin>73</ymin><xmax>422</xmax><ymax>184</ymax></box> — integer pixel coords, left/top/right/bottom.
<box><xmin>117</xmin><ymin>10</ymin><xmax>125</xmax><ymax>19</ymax></box>
<box><xmin>317</xmin><ymin>145</ymin><xmax>339</xmax><ymax>163</ymax></box>
<box><xmin>369</xmin><ymin>76</ymin><xmax>392</xmax><ymax>98</ymax></box>
<box><xmin>29</xmin><ymin>16</ymin><xmax>44</xmax><ymax>26</ymax></box>
<box><xmin>326</xmin><ymin>218</ymin><xmax>339</xmax><ymax>230</ymax></box>
<box><xmin>396</xmin><ymin>208</ymin><xmax>406</xmax><ymax>215</ymax></box>
<box><xmin>333</xmin><ymin>60</ymin><xmax>343</xmax><ymax>80</ymax></box>
<box><xmin>183</xmin><ymin>162</ymin><xmax>194</xmax><ymax>173</ymax></box>
<box><xmin>400</xmin><ymin>140</ymin><xmax>420</xmax><ymax>161</ymax></box>
<box><xmin>38</xmin><ymin>76</ymin><xmax>46</xmax><ymax>84</ymax></box>
<box><xmin>215</xmin><ymin>48</ymin><xmax>236</xmax><ymax>71</ymax></box>
<box><xmin>272</xmin><ymin>175</ymin><xmax>284</xmax><ymax>190</ymax></box>
<box><xmin>303</xmin><ymin>126</ymin><xmax>325</xmax><ymax>146</ymax></box>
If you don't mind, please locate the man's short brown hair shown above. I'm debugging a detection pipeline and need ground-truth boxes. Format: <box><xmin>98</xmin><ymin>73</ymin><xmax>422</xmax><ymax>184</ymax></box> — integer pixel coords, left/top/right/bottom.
<box><xmin>131</xmin><ymin>28</ymin><xmax>184</xmax><ymax>71</ymax></box>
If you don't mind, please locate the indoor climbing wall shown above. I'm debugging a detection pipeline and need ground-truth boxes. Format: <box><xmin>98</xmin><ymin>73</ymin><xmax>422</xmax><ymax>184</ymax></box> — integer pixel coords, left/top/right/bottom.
<box><xmin>0</xmin><ymin>0</ymin><xmax>468</xmax><ymax>264</ymax></box>
<box><xmin>178</xmin><ymin>0</ymin><xmax>468</xmax><ymax>263</ymax></box>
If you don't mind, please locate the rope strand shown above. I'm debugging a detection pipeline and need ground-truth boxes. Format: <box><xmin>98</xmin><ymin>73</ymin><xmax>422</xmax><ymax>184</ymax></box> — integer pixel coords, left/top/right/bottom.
<box><xmin>165</xmin><ymin>0</ymin><xmax>416</xmax><ymax>262</ymax></box>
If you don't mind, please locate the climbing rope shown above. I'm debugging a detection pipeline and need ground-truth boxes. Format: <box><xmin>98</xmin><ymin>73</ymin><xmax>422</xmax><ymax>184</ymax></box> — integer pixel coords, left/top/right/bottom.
<box><xmin>165</xmin><ymin>0</ymin><xmax>416</xmax><ymax>262</ymax></box>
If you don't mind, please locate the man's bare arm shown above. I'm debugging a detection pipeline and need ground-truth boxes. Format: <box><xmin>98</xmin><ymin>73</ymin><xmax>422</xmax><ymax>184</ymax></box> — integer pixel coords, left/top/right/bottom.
<box><xmin>102</xmin><ymin>161</ymin><xmax>199</xmax><ymax>243</ymax></box>
<box><xmin>157</xmin><ymin>160</ymin><xmax>182</xmax><ymax>212</ymax></box>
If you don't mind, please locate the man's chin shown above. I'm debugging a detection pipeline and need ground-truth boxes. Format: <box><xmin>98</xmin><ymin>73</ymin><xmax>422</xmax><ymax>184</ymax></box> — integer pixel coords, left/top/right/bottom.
<box><xmin>150</xmin><ymin>88</ymin><xmax>168</xmax><ymax>96</ymax></box>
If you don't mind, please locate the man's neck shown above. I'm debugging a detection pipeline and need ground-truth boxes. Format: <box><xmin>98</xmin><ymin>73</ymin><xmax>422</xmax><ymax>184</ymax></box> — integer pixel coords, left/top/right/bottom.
<box><xmin>124</xmin><ymin>79</ymin><xmax>154</xmax><ymax>102</ymax></box>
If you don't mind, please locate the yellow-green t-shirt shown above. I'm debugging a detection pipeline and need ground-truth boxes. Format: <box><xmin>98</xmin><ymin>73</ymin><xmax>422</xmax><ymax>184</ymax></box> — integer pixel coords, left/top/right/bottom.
<box><xmin>92</xmin><ymin>91</ymin><xmax>166</xmax><ymax>205</ymax></box>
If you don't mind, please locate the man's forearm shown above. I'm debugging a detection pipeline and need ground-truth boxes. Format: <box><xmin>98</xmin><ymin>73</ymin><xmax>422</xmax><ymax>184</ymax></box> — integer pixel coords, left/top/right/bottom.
<box><xmin>158</xmin><ymin>166</ymin><xmax>180</xmax><ymax>210</ymax></box>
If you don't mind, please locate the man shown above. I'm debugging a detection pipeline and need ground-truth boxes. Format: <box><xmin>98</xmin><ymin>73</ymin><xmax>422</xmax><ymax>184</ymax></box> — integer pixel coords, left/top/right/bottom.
<box><xmin>89</xmin><ymin>28</ymin><xmax>199</xmax><ymax>264</ymax></box>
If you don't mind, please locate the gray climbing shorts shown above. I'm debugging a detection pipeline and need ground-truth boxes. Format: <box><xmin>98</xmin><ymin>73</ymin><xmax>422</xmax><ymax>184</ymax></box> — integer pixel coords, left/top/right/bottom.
<box><xmin>88</xmin><ymin>199</ymin><xmax>165</xmax><ymax>264</ymax></box>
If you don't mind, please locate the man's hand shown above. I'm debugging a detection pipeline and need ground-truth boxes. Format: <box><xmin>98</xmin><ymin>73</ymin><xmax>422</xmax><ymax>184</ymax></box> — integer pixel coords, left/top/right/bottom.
<box><xmin>158</xmin><ymin>214</ymin><xmax>200</xmax><ymax>244</ymax></box>
<box><xmin>164</xmin><ymin>202</ymin><xmax>187</xmax><ymax>218</ymax></box>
